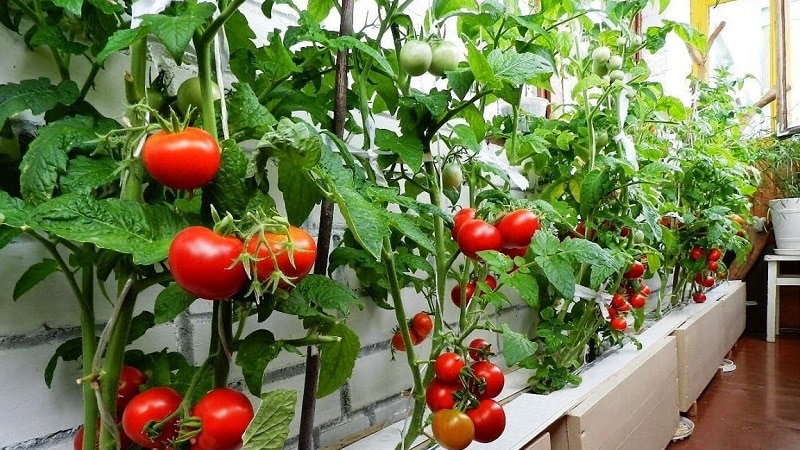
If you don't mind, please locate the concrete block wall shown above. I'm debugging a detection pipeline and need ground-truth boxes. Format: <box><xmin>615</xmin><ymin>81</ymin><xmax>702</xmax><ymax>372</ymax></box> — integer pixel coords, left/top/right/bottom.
<box><xmin>0</xmin><ymin>2</ymin><xmax>690</xmax><ymax>449</ymax></box>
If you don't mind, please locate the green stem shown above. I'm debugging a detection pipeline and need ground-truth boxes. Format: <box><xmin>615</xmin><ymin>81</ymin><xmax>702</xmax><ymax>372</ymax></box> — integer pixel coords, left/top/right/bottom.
<box><xmin>78</xmin><ymin>62</ymin><xmax>103</xmax><ymax>103</ymax></box>
<box><xmin>24</xmin><ymin>231</ymin><xmax>84</xmax><ymax>306</ymax></box>
<box><xmin>194</xmin><ymin>40</ymin><xmax>218</xmax><ymax>139</ymax></box>
<box><xmin>80</xmin><ymin>245</ymin><xmax>98</xmax><ymax>450</ymax></box>
<box><xmin>200</xmin><ymin>0</ymin><xmax>246</xmax><ymax>44</ymax></box>
<box><xmin>210</xmin><ymin>301</ymin><xmax>233</xmax><ymax>388</ymax></box>
<box><xmin>10</xmin><ymin>0</ymin><xmax>70</xmax><ymax>80</ymax></box>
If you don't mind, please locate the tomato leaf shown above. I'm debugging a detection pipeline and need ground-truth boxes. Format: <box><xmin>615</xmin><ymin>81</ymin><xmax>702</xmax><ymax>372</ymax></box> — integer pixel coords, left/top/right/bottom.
<box><xmin>505</xmin><ymin>271</ymin><xmax>539</xmax><ymax>308</ymax></box>
<box><xmin>375</xmin><ymin>129</ymin><xmax>423</xmax><ymax>172</ymax></box>
<box><xmin>501</xmin><ymin>324</ymin><xmax>537</xmax><ymax>367</ymax></box>
<box><xmin>278</xmin><ymin>159</ymin><xmax>322</xmax><ymax>227</ymax></box>
<box><xmin>236</xmin><ymin>329</ymin><xmax>281</xmax><ymax>396</ymax></box>
<box><xmin>30</xmin><ymin>26</ymin><xmax>88</xmax><ymax>55</ymax></box>
<box><xmin>307</xmin><ymin>0</ymin><xmax>335</xmax><ymax>21</ymax></box>
<box><xmin>578</xmin><ymin>169</ymin><xmax>608</xmax><ymax>218</ymax></box>
<box><xmin>465</xmin><ymin>41</ymin><xmax>493</xmax><ymax>85</ymax></box>
<box><xmin>242</xmin><ymin>389</ymin><xmax>297</xmax><ymax>450</ymax></box>
<box><xmin>228</xmin><ymin>84</ymin><xmax>277</xmax><ymax>141</ymax></box>
<box><xmin>96</xmin><ymin>27</ymin><xmax>150</xmax><ymax>64</ymax></box>
<box><xmin>535</xmin><ymin>255</ymin><xmax>575</xmax><ymax>299</ymax></box>
<box><xmin>53</xmin><ymin>0</ymin><xmax>83</xmax><ymax>16</ymax></box>
<box><xmin>60</xmin><ymin>156</ymin><xmax>118</xmax><ymax>195</ymax></box>
<box><xmin>256</xmin><ymin>118</ymin><xmax>321</xmax><ymax>168</ymax></box>
<box><xmin>224</xmin><ymin>10</ymin><xmax>257</xmax><ymax>55</ymax></box>
<box><xmin>153</xmin><ymin>284</ymin><xmax>196</xmax><ymax>324</ymax></box>
<box><xmin>487</xmin><ymin>48</ymin><xmax>554</xmax><ymax>85</ymax></box>
<box><xmin>13</xmin><ymin>258</ymin><xmax>59</xmax><ymax>301</ymax></box>
<box><xmin>327</xmin><ymin>36</ymin><xmax>395</xmax><ymax>79</ymax></box>
<box><xmin>45</xmin><ymin>337</ymin><xmax>84</xmax><ymax>388</ymax></box>
<box><xmin>433</xmin><ymin>0</ymin><xmax>477</xmax><ymax>19</ymax></box>
<box><xmin>141</xmin><ymin>2</ymin><xmax>217</xmax><ymax>63</ymax></box>
<box><xmin>0</xmin><ymin>78</ymin><xmax>79</xmax><ymax>129</ymax></box>
<box><xmin>0</xmin><ymin>190</ymin><xmax>30</xmax><ymax>228</ymax></box>
<box><xmin>292</xmin><ymin>275</ymin><xmax>363</xmax><ymax>315</ymax></box>
<box><xmin>0</xmin><ymin>226</ymin><xmax>21</xmax><ymax>251</ymax></box>
<box><xmin>317</xmin><ymin>322</ymin><xmax>360</xmax><ymax>398</ymax></box>
<box><xmin>334</xmin><ymin>186</ymin><xmax>390</xmax><ymax>260</ymax></box>
<box><xmin>127</xmin><ymin>311</ymin><xmax>155</xmax><ymax>344</ymax></box>
<box><xmin>559</xmin><ymin>238</ymin><xmax>619</xmax><ymax>270</ymax></box>
<box><xmin>530</xmin><ymin>230</ymin><xmax>559</xmax><ymax>257</ymax></box>
<box><xmin>204</xmin><ymin>140</ymin><xmax>252</xmax><ymax>218</ymax></box>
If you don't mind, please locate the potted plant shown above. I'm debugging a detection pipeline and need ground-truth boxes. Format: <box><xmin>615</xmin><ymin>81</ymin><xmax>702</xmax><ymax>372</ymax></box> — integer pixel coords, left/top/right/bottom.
<box><xmin>762</xmin><ymin>135</ymin><xmax>800</xmax><ymax>251</ymax></box>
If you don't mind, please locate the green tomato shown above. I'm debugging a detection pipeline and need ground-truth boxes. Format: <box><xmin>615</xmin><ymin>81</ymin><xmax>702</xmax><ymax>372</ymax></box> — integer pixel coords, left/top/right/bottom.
<box><xmin>399</xmin><ymin>40</ymin><xmax>432</xmax><ymax>76</ymax></box>
<box><xmin>609</xmin><ymin>69</ymin><xmax>625</xmax><ymax>82</ymax></box>
<box><xmin>606</xmin><ymin>55</ymin><xmax>623</xmax><ymax>71</ymax></box>
<box><xmin>592</xmin><ymin>60</ymin><xmax>609</xmax><ymax>76</ymax></box>
<box><xmin>428</xmin><ymin>41</ymin><xmax>461</xmax><ymax>77</ymax></box>
<box><xmin>591</xmin><ymin>46</ymin><xmax>611</xmax><ymax>64</ymax></box>
<box><xmin>177</xmin><ymin>77</ymin><xmax>221</xmax><ymax>115</ymax></box>
<box><xmin>631</xmin><ymin>35</ymin><xmax>643</xmax><ymax>47</ymax></box>
<box><xmin>633</xmin><ymin>229</ymin><xmax>645</xmax><ymax>244</ymax></box>
<box><xmin>146</xmin><ymin>88</ymin><xmax>166</xmax><ymax>111</ymax></box>
<box><xmin>595</xmin><ymin>131</ymin><xmax>609</xmax><ymax>149</ymax></box>
<box><xmin>442</xmin><ymin>162</ymin><xmax>463</xmax><ymax>190</ymax></box>
<box><xmin>616</xmin><ymin>36</ymin><xmax>627</xmax><ymax>48</ymax></box>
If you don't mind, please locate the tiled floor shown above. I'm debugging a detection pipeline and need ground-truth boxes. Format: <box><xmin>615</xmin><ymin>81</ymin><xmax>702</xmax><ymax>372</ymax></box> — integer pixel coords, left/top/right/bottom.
<box><xmin>667</xmin><ymin>334</ymin><xmax>800</xmax><ymax>450</ymax></box>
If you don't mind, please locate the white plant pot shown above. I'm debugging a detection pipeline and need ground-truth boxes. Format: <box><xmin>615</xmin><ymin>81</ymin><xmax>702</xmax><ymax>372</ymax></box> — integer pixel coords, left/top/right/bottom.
<box><xmin>769</xmin><ymin>198</ymin><xmax>800</xmax><ymax>249</ymax></box>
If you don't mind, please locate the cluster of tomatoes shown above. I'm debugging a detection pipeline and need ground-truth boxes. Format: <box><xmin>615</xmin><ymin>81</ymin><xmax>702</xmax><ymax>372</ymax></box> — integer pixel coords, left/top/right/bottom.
<box><xmin>427</xmin><ymin>339</ymin><xmax>507</xmax><ymax>450</ymax></box>
<box><xmin>399</xmin><ymin>39</ymin><xmax>461</xmax><ymax>77</ymax></box>
<box><xmin>690</xmin><ymin>247</ymin><xmax>723</xmax><ymax>303</ymax></box>
<box><xmin>608</xmin><ymin>267</ymin><xmax>652</xmax><ymax>331</ymax></box>
<box><xmin>451</xmin><ymin>208</ymin><xmax>540</xmax><ymax>261</ymax></box>
<box><xmin>391</xmin><ymin>312</ymin><xmax>433</xmax><ymax>351</ymax></box>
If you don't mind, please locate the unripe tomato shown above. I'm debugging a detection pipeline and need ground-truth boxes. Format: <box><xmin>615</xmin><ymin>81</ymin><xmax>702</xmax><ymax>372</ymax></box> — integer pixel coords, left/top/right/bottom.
<box><xmin>631</xmin><ymin>35</ymin><xmax>643</xmax><ymax>47</ymax></box>
<box><xmin>176</xmin><ymin>77</ymin><xmax>220</xmax><ymax>115</ymax></box>
<box><xmin>428</xmin><ymin>41</ymin><xmax>461</xmax><ymax>76</ymax></box>
<box><xmin>591</xmin><ymin>46</ymin><xmax>611</xmax><ymax>64</ymax></box>
<box><xmin>399</xmin><ymin>40</ymin><xmax>432</xmax><ymax>76</ymax></box>
<box><xmin>606</xmin><ymin>55</ymin><xmax>623</xmax><ymax>70</ymax></box>
<box><xmin>609</xmin><ymin>69</ymin><xmax>625</xmax><ymax>82</ymax></box>
<box><xmin>442</xmin><ymin>162</ymin><xmax>463</xmax><ymax>190</ymax></box>
<box><xmin>142</xmin><ymin>127</ymin><xmax>221</xmax><ymax>190</ymax></box>
<box><xmin>432</xmin><ymin>409</ymin><xmax>475</xmax><ymax>450</ymax></box>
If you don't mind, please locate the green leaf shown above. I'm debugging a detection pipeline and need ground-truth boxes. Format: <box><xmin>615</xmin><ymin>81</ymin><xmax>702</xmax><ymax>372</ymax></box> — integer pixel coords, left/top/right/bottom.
<box><xmin>451</xmin><ymin>124</ymin><xmax>479</xmax><ymax>152</ymax></box>
<box><xmin>433</xmin><ymin>0</ymin><xmax>476</xmax><ymax>19</ymax></box>
<box><xmin>327</xmin><ymin>36</ymin><xmax>395</xmax><ymax>78</ymax></box>
<box><xmin>127</xmin><ymin>311</ymin><xmax>155</xmax><ymax>344</ymax></box>
<box><xmin>0</xmin><ymin>78</ymin><xmax>79</xmax><ymax>129</ymax></box>
<box><xmin>154</xmin><ymin>284</ymin><xmax>196</xmax><ymax>324</ymax></box>
<box><xmin>559</xmin><ymin>238</ymin><xmax>620</xmax><ymax>271</ymax></box>
<box><xmin>142</xmin><ymin>3</ymin><xmax>217</xmax><ymax>63</ymax></box>
<box><xmin>253</xmin><ymin>32</ymin><xmax>299</xmax><ymax>83</ymax></box>
<box><xmin>308</xmin><ymin>0</ymin><xmax>335</xmax><ymax>21</ymax></box>
<box><xmin>236</xmin><ymin>329</ymin><xmax>281</xmax><ymax>396</ymax></box>
<box><xmin>60</xmin><ymin>156</ymin><xmax>118</xmax><ymax>195</ymax></box>
<box><xmin>257</xmin><ymin>118</ymin><xmax>322</xmax><ymax>168</ymax></box>
<box><xmin>13</xmin><ymin>259</ymin><xmax>59</xmax><ymax>301</ymax></box>
<box><xmin>530</xmin><ymin>231</ymin><xmax>559</xmax><ymax>257</ymax></box>
<box><xmin>447</xmin><ymin>69</ymin><xmax>476</xmax><ymax>100</ymax></box>
<box><xmin>505</xmin><ymin>271</ymin><xmax>539</xmax><ymax>308</ymax></box>
<box><xmin>278</xmin><ymin>160</ymin><xmax>322</xmax><ymax>227</ymax></box>
<box><xmin>242</xmin><ymin>389</ymin><xmax>297</xmax><ymax>450</ymax></box>
<box><xmin>501</xmin><ymin>324</ymin><xmax>537</xmax><ymax>367</ymax></box>
<box><xmin>224</xmin><ymin>10</ymin><xmax>257</xmax><ymax>55</ymax></box>
<box><xmin>536</xmin><ymin>255</ymin><xmax>575</xmax><ymax>298</ymax></box>
<box><xmin>410</xmin><ymin>90</ymin><xmax>451</xmax><ymax>117</ymax></box>
<box><xmin>579</xmin><ymin>170</ymin><xmax>607</xmax><ymax>218</ymax></box>
<box><xmin>384</xmin><ymin>212</ymin><xmax>434</xmax><ymax>253</ymax></box>
<box><xmin>30</xmin><ymin>27</ymin><xmax>88</xmax><ymax>55</ymax></box>
<box><xmin>228</xmin><ymin>83</ymin><xmax>277</xmax><ymax>140</ymax></box>
<box><xmin>97</xmin><ymin>27</ymin><xmax>150</xmax><ymax>64</ymax></box>
<box><xmin>45</xmin><ymin>337</ymin><xmax>84</xmax><ymax>387</ymax></box>
<box><xmin>466</xmin><ymin>41</ymin><xmax>493</xmax><ymax>85</ymax></box>
<box><xmin>317</xmin><ymin>322</ymin><xmax>360</xmax><ymax>398</ymax></box>
<box><xmin>374</xmin><ymin>129</ymin><xmax>423</xmax><ymax>172</ymax></box>
<box><xmin>334</xmin><ymin>186</ymin><xmax>391</xmax><ymax>260</ymax></box>
<box><xmin>291</xmin><ymin>275</ymin><xmax>363</xmax><ymax>314</ymax></box>
<box><xmin>53</xmin><ymin>0</ymin><xmax>83</xmax><ymax>16</ymax></box>
<box><xmin>0</xmin><ymin>226</ymin><xmax>22</xmax><ymax>250</ymax></box>
<box><xmin>205</xmin><ymin>140</ymin><xmax>252</xmax><ymax>217</ymax></box>
<box><xmin>487</xmin><ymin>48</ymin><xmax>554</xmax><ymax>85</ymax></box>
<box><xmin>0</xmin><ymin>190</ymin><xmax>30</xmax><ymax>228</ymax></box>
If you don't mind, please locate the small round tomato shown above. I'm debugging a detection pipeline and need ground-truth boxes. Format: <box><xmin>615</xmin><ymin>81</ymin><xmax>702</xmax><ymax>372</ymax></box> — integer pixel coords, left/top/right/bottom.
<box><xmin>176</xmin><ymin>77</ymin><xmax>221</xmax><ymax>115</ymax></box>
<box><xmin>468</xmin><ymin>338</ymin><xmax>491</xmax><ymax>361</ymax></box>
<box><xmin>391</xmin><ymin>331</ymin><xmax>408</xmax><ymax>352</ymax></box>
<box><xmin>121</xmin><ymin>387</ymin><xmax>182</xmax><ymax>448</ymax></box>
<box><xmin>501</xmin><ymin>246</ymin><xmax>528</xmax><ymax>258</ymax></box>
<box><xmin>693</xmin><ymin>292</ymin><xmax>707</xmax><ymax>303</ymax></box>
<box><xmin>428</xmin><ymin>41</ymin><xmax>461</xmax><ymax>76</ymax></box>
<box><xmin>456</xmin><ymin>219</ymin><xmax>503</xmax><ymax>259</ymax></box>
<box><xmin>611</xmin><ymin>293</ymin><xmax>626</xmax><ymax>309</ymax></box>
<box><xmin>469</xmin><ymin>361</ymin><xmax>504</xmax><ymax>399</ymax></box>
<box><xmin>707</xmin><ymin>248</ymin><xmax>722</xmax><ymax>262</ymax></box>
<box><xmin>466</xmin><ymin>399</ymin><xmax>506</xmax><ymax>443</ymax></box>
<box><xmin>632</xmin><ymin>229</ymin><xmax>645</xmax><ymax>244</ymax></box>
<box><xmin>451</xmin><ymin>282</ymin><xmax>476</xmax><ymax>307</ymax></box>
<box><xmin>411</xmin><ymin>312</ymin><xmax>433</xmax><ymax>340</ymax></box>
<box><xmin>399</xmin><ymin>40</ymin><xmax>432</xmax><ymax>76</ymax></box>
<box><xmin>451</xmin><ymin>208</ymin><xmax>477</xmax><ymax>240</ymax></box>
<box><xmin>191</xmin><ymin>388</ymin><xmax>254</xmax><ymax>450</ymax></box>
<box><xmin>624</xmin><ymin>260</ymin><xmax>645</xmax><ymax>279</ymax></box>
<box><xmin>442</xmin><ymin>163</ymin><xmax>463</xmax><ymax>190</ymax></box>
<box><xmin>708</xmin><ymin>260</ymin><xmax>719</xmax><ymax>272</ymax></box>
<box><xmin>142</xmin><ymin>127</ymin><xmax>221</xmax><ymax>190</ymax></box>
<box><xmin>702</xmin><ymin>276</ymin><xmax>715</xmax><ymax>288</ymax></box>
<box><xmin>629</xmin><ymin>293</ymin><xmax>646</xmax><ymax>309</ymax></box>
<box><xmin>426</xmin><ymin>378</ymin><xmax>460</xmax><ymax>412</ymax></box>
<box><xmin>591</xmin><ymin>46</ymin><xmax>611</xmax><ymax>63</ymax></box>
<box><xmin>606</xmin><ymin>55</ymin><xmax>623</xmax><ymax>71</ymax></box>
<box><xmin>689</xmin><ymin>246</ymin><xmax>704</xmax><ymax>261</ymax></box>
<box><xmin>431</xmin><ymin>409</ymin><xmax>475</xmax><ymax>450</ymax></box>
<box><xmin>117</xmin><ymin>366</ymin><xmax>148</xmax><ymax>414</ymax></box>
<box><xmin>496</xmin><ymin>209</ymin><xmax>540</xmax><ymax>249</ymax></box>
<box><xmin>435</xmin><ymin>352</ymin><xmax>466</xmax><ymax>383</ymax></box>
<box><xmin>169</xmin><ymin>227</ymin><xmax>247</xmax><ymax>300</ymax></box>
<box><xmin>639</xmin><ymin>284</ymin><xmax>652</xmax><ymax>296</ymax></box>
<box><xmin>246</xmin><ymin>226</ymin><xmax>317</xmax><ymax>287</ymax></box>
<box><xmin>610</xmin><ymin>316</ymin><xmax>627</xmax><ymax>331</ymax></box>
<box><xmin>609</xmin><ymin>69</ymin><xmax>625</xmax><ymax>82</ymax></box>
<box><xmin>607</xmin><ymin>306</ymin><xmax>618</xmax><ymax>319</ymax></box>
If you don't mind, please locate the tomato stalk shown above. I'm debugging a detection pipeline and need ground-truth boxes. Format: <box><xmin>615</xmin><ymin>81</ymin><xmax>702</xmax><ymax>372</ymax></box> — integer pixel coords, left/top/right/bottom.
<box><xmin>80</xmin><ymin>245</ymin><xmax>99</xmax><ymax>450</ymax></box>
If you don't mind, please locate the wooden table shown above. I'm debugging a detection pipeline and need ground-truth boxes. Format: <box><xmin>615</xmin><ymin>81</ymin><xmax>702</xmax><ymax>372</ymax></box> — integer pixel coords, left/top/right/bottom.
<box><xmin>765</xmin><ymin>253</ymin><xmax>800</xmax><ymax>342</ymax></box>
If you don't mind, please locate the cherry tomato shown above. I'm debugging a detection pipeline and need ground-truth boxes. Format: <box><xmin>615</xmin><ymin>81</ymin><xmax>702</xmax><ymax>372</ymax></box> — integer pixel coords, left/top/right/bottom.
<box><xmin>609</xmin><ymin>69</ymin><xmax>625</xmax><ymax>82</ymax></box>
<box><xmin>610</xmin><ymin>316</ymin><xmax>627</xmax><ymax>331</ymax></box>
<box><xmin>191</xmin><ymin>388</ymin><xmax>254</xmax><ymax>450</ymax></box>
<box><xmin>176</xmin><ymin>77</ymin><xmax>221</xmax><ymax>115</ymax></box>
<box><xmin>639</xmin><ymin>284</ymin><xmax>652</xmax><ymax>296</ymax></box>
<box><xmin>121</xmin><ymin>387</ymin><xmax>182</xmax><ymax>448</ymax></box>
<box><xmin>456</xmin><ymin>219</ymin><xmax>503</xmax><ymax>259</ymax></box>
<box><xmin>451</xmin><ymin>275</ymin><xmax>496</xmax><ymax>307</ymax></box>
<box><xmin>707</xmin><ymin>248</ymin><xmax>722</xmax><ymax>262</ymax></box>
<box><xmin>442</xmin><ymin>163</ymin><xmax>463</xmax><ymax>190</ymax></box>
<box><xmin>616</xmin><ymin>302</ymin><xmax>630</xmax><ymax>313</ymax></box>
<box><xmin>693</xmin><ymin>292</ymin><xmax>707</xmax><ymax>303</ymax></box>
<box><xmin>117</xmin><ymin>366</ymin><xmax>148</xmax><ymax>414</ymax></box>
<box><xmin>607</xmin><ymin>306</ymin><xmax>618</xmax><ymax>319</ymax></box>
<box><xmin>629</xmin><ymin>293</ymin><xmax>646</xmax><ymax>309</ymax></box>
<box><xmin>632</xmin><ymin>229</ymin><xmax>645</xmax><ymax>244</ymax></box>
<box><xmin>169</xmin><ymin>227</ymin><xmax>247</xmax><ymax>300</ymax></box>
<box><xmin>468</xmin><ymin>338</ymin><xmax>492</xmax><ymax>361</ymax></box>
<box><xmin>708</xmin><ymin>260</ymin><xmax>719</xmax><ymax>272</ymax></box>
<box><xmin>428</xmin><ymin>41</ymin><xmax>461</xmax><ymax>76</ymax></box>
<box><xmin>469</xmin><ymin>361</ymin><xmax>504</xmax><ymax>399</ymax></box>
<box><xmin>624</xmin><ymin>260</ymin><xmax>645</xmax><ymax>279</ymax></box>
<box><xmin>391</xmin><ymin>331</ymin><xmax>408</xmax><ymax>352</ymax></box>
<box><xmin>606</xmin><ymin>55</ymin><xmax>623</xmax><ymax>70</ymax></box>
<box><xmin>689</xmin><ymin>246</ymin><xmax>704</xmax><ymax>261</ymax></box>
<box><xmin>592</xmin><ymin>46</ymin><xmax>611</xmax><ymax>63</ymax></box>
<box><xmin>399</xmin><ymin>40</ymin><xmax>432</xmax><ymax>76</ymax></box>
<box><xmin>246</xmin><ymin>226</ymin><xmax>317</xmax><ymax>287</ymax></box>
<box><xmin>425</xmin><ymin>378</ymin><xmax>460</xmax><ymax>412</ymax></box>
<box><xmin>466</xmin><ymin>399</ymin><xmax>506</xmax><ymax>443</ymax></box>
<box><xmin>702</xmin><ymin>276</ymin><xmax>715</xmax><ymax>288</ymax></box>
<box><xmin>431</xmin><ymin>409</ymin><xmax>475</xmax><ymax>450</ymax></box>
<box><xmin>142</xmin><ymin>127</ymin><xmax>221</xmax><ymax>190</ymax></box>
<box><xmin>501</xmin><ymin>246</ymin><xmax>528</xmax><ymax>258</ymax></box>
<box><xmin>435</xmin><ymin>352</ymin><xmax>466</xmax><ymax>383</ymax></box>
<box><xmin>451</xmin><ymin>208</ymin><xmax>477</xmax><ymax>240</ymax></box>
<box><xmin>411</xmin><ymin>312</ymin><xmax>433</xmax><ymax>340</ymax></box>
<box><xmin>496</xmin><ymin>209</ymin><xmax>540</xmax><ymax>249</ymax></box>
<box><xmin>611</xmin><ymin>293</ymin><xmax>626</xmax><ymax>308</ymax></box>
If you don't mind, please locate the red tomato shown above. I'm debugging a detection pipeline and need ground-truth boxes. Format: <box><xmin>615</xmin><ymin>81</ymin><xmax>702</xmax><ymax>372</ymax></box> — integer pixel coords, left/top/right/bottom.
<box><xmin>624</xmin><ymin>260</ymin><xmax>645</xmax><ymax>279</ymax></box>
<box><xmin>496</xmin><ymin>209</ymin><xmax>540</xmax><ymax>248</ymax></box>
<box><xmin>469</xmin><ymin>361</ymin><xmax>504</xmax><ymax>399</ymax></box>
<box><xmin>707</xmin><ymin>248</ymin><xmax>722</xmax><ymax>262</ymax></box>
<box><xmin>500</xmin><ymin>246</ymin><xmax>528</xmax><ymax>258</ymax></box>
<box><xmin>191</xmin><ymin>388</ymin><xmax>254</xmax><ymax>450</ymax></box>
<box><xmin>607</xmin><ymin>306</ymin><xmax>618</xmax><ymax>318</ymax></box>
<box><xmin>456</xmin><ymin>219</ymin><xmax>503</xmax><ymax>259</ymax></box>
<box><xmin>611</xmin><ymin>293</ymin><xmax>626</xmax><ymax>308</ymax></box>
<box><xmin>121</xmin><ymin>387</ymin><xmax>182</xmax><ymax>448</ymax></box>
<box><xmin>411</xmin><ymin>312</ymin><xmax>433</xmax><ymax>340</ymax></box>
<box><xmin>616</xmin><ymin>302</ymin><xmax>630</xmax><ymax>312</ymax></box>
<box><xmin>639</xmin><ymin>284</ymin><xmax>652</xmax><ymax>296</ymax></box>
<box><xmin>451</xmin><ymin>208</ymin><xmax>476</xmax><ymax>240</ymax></box>
<box><xmin>700</xmin><ymin>275</ymin><xmax>715</xmax><ymax>288</ymax></box>
<box><xmin>435</xmin><ymin>352</ymin><xmax>466</xmax><ymax>383</ymax></box>
<box><xmin>426</xmin><ymin>378</ymin><xmax>460</xmax><ymax>412</ymax></box>
<box><xmin>610</xmin><ymin>316</ymin><xmax>627</xmax><ymax>331</ymax></box>
<box><xmin>708</xmin><ymin>260</ymin><xmax>719</xmax><ymax>271</ymax></box>
<box><xmin>246</xmin><ymin>226</ymin><xmax>317</xmax><ymax>287</ymax></box>
<box><xmin>629</xmin><ymin>293</ymin><xmax>646</xmax><ymax>309</ymax></box>
<box><xmin>142</xmin><ymin>127</ymin><xmax>220</xmax><ymax>190</ymax></box>
<box><xmin>168</xmin><ymin>227</ymin><xmax>247</xmax><ymax>300</ymax></box>
<box><xmin>431</xmin><ymin>409</ymin><xmax>475</xmax><ymax>450</ymax></box>
<box><xmin>466</xmin><ymin>399</ymin><xmax>506</xmax><ymax>443</ymax></box>
<box><xmin>117</xmin><ymin>366</ymin><xmax>148</xmax><ymax>414</ymax></box>
<box><xmin>689</xmin><ymin>246</ymin><xmax>704</xmax><ymax>261</ymax></box>
<box><xmin>693</xmin><ymin>292</ymin><xmax>707</xmax><ymax>303</ymax></box>
<box><xmin>450</xmin><ymin>282</ymin><xmax>476</xmax><ymax>307</ymax></box>
<box><xmin>391</xmin><ymin>331</ymin><xmax>408</xmax><ymax>352</ymax></box>
<box><xmin>468</xmin><ymin>338</ymin><xmax>492</xmax><ymax>361</ymax></box>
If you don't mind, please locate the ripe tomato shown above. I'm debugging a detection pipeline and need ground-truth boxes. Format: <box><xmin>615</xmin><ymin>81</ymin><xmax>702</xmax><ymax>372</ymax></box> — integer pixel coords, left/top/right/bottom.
<box><xmin>246</xmin><ymin>226</ymin><xmax>317</xmax><ymax>287</ymax></box>
<box><xmin>451</xmin><ymin>275</ymin><xmax>496</xmax><ymax>307</ymax></box>
<box><xmin>496</xmin><ymin>209</ymin><xmax>540</xmax><ymax>249</ymax></box>
<box><xmin>411</xmin><ymin>312</ymin><xmax>433</xmax><ymax>340</ymax></box>
<box><xmin>431</xmin><ymin>409</ymin><xmax>475</xmax><ymax>450</ymax></box>
<box><xmin>624</xmin><ymin>260</ymin><xmax>645</xmax><ymax>279</ymax></box>
<box><xmin>191</xmin><ymin>388</ymin><xmax>254</xmax><ymax>450</ymax></box>
<box><xmin>501</xmin><ymin>245</ymin><xmax>528</xmax><ymax>258</ymax></box>
<box><xmin>639</xmin><ymin>284</ymin><xmax>652</xmax><ymax>296</ymax></box>
<box><xmin>466</xmin><ymin>399</ymin><xmax>506</xmax><ymax>443</ymax></box>
<box><xmin>442</xmin><ymin>163</ymin><xmax>463</xmax><ymax>190</ymax></box>
<box><xmin>142</xmin><ymin>127</ymin><xmax>221</xmax><ymax>190</ymax></box>
<box><xmin>168</xmin><ymin>227</ymin><xmax>247</xmax><ymax>300</ymax></box>
<box><xmin>610</xmin><ymin>316</ymin><xmax>627</xmax><ymax>331</ymax></box>
<box><xmin>117</xmin><ymin>366</ymin><xmax>148</xmax><ymax>414</ymax></box>
<box><xmin>616</xmin><ymin>302</ymin><xmax>630</xmax><ymax>312</ymax></box>
<box><xmin>629</xmin><ymin>293</ymin><xmax>646</xmax><ymax>309</ymax></box>
<box><xmin>469</xmin><ymin>361</ymin><xmax>504</xmax><ymax>399</ymax></box>
<box><xmin>121</xmin><ymin>387</ymin><xmax>182</xmax><ymax>448</ymax></box>
<box><xmin>456</xmin><ymin>219</ymin><xmax>503</xmax><ymax>259</ymax></box>
<box><xmin>468</xmin><ymin>338</ymin><xmax>491</xmax><ymax>361</ymax></box>
<box><xmin>611</xmin><ymin>293</ymin><xmax>626</xmax><ymax>308</ymax></box>
<box><xmin>707</xmin><ymin>248</ymin><xmax>722</xmax><ymax>262</ymax></box>
<box><xmin>399</xmin><ymin>40</ymin><xmax>432</xmax><ymax>76</ymax></box>
<box><xmin>451</xmin><ymin>208</ymin><xmax>477</xmax><ymax>240</ymax></box>
<box><xmin>391</xmin><ymin>331</ymin><xmax>408</xmax><ymax>352</ymax></box>
<box><xmin>689</xmin><ymin>246</ymin><xmax>704</xmax><ymax>261</ymax></box>
<box><xmin>426</xmin><ymin>378</ymin><xmax>460</xmax><ymax>412</ymax></box>
<box><xmin>695</xmin><ymin>273</ymin><xmax>715</xmax><ymax>288</ymax></box>
<box><xmin>176</xmin><ymin>77</ymin><xmax>221</xmax><ymax>115</ymax></box>
<box><xmin>607</xmin><ymin>306</ymin><xmax>618</xmax><ymax>319</ymax></box>
<box><xmin>435</xmin><ymin>352</ymin><xmax>465</xmax><ymax>383</ymax></box>
<box><xmin>428</xmin><ymin>41</ymin><xmax>461</xmax><ymax>76</ymax></box>
<box><xmin>693</xmin><ymin>292</ymin><xmax>707</xmax><ymax>303</ymax></box>
<box><xmin>707</xmin><ymin>260</ymin><xmax>719</xmax><ymax>272</ymax></box>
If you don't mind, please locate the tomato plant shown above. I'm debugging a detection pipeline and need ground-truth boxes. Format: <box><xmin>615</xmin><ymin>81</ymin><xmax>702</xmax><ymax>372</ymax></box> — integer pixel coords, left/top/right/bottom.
<box><xmin>431</xmin><ymin>409</ymin><xmax>475</xmax><ymax>450</ymax></box>
<box><xmin>168</xmin><ymin>227</ymin><xmax>247</xmax><ymax>300</ymax></box>
<box><xmin>191</xmin><ymin>388</ymin><xmax>254</xmax><ymax>450</ymax></box>
<box><xmin>121</xmin><ymin>387</ymin><xmax>182</xmax><ymax>448</ymax></box>
<box><xmin>142</xmin><ymin>127</ymin><xmax>221</xmax><ymax>190</ymax></box>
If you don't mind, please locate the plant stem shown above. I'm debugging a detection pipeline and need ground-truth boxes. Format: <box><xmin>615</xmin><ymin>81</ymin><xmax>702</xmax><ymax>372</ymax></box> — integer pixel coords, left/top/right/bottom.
<box><xmin>80</xmin><ymin>245</ymin><xmax>98</xmax><ymax>450</ymax></box>
<box><xmin>78</xmin><ymin>62</ymin><xmax>103</xmax><ymax>103</ymax></box>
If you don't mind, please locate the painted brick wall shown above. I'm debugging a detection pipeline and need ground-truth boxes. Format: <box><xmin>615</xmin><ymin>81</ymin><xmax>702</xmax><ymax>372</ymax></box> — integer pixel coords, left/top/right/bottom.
<box><xmin>0</xmin><ymin>2</ymin><xmax>691</xmax><ymax>449</ymax></box>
